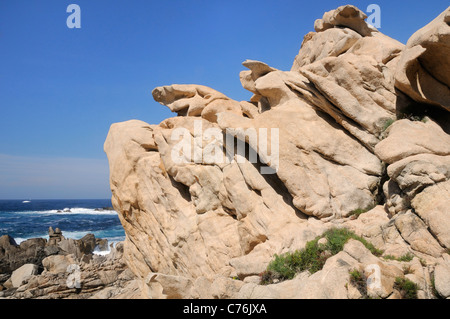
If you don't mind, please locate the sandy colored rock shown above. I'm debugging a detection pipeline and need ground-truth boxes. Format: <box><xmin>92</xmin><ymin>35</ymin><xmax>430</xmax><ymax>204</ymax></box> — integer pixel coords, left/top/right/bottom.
<box><xmin>412</xmin><ymin>180</ymin><xmax>450</xmax><ymax>248</ymax></box>
<box><xmin>99</xmin><ymin>5</ymin><xmax>450</xmax><ymax>300</ymax></box>
<box><xmin>10</xmin><ymin>264</ymin><xmax>39</xmax><ymax>288</ymax></box>
<box><xmin>299</xmin><ymin>53</ymin><xmax>396</xmax><ymax>149</ymax></box>
<box><xmin>395</xmin><ymin>6</ymin><xmax>450</xmax><ymax>111</ymax></box>
<box><xmin>348</xmin><ymin>32</ymin><xmax>404</xmax><ymax>65</ymax></box>
<box><xmin>291</xmin><ymin>28</ymin><xmax>361</xmax><ymax>70</ymax></box>
<box><xmin>218</xmin><ymin>65</ymin><xmax>383</xmax><ymax>219</ymax></box>
<box><xmin>393</xmin><ymin>211</ymin><xmax>444</xmax><ymax>258</ymax></box>
<box><xmin>42</xmin><ymin>255</ymin><xmax>74</xmax><ymax>274</ymax></box>
<box><xmin>434</xmin><ymin>258</ymin><xmax>450</xmax><ymax>298</ymax></box>
<box><xmin>375</xmin><ymin>119</ymin><xmax>450</xmax><ymax>164</ymax></box>
<box><xmin>314</xmin><ymin>5</ymin><xmax>376</xmax><ymax>37</ymax></box>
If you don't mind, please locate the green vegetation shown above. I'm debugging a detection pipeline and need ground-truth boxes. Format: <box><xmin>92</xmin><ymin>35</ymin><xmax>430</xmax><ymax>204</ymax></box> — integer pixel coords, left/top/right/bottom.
<box><xmin>382</xmin><ymin>118</ymin><xmax>396</xmax><ymax>131</ymax></box>
<box><xmin>383</xmin><ymin>252</ymin><xmax>414</xmax><ymax>262</ymax></box>
<box><xmin>348</xmin><ymin>204</ymin><xmax>376</xmax><ymax>219</ymax></box>
<box><xmin>260</xmin><ymin>228</ymin><xmax>383</xmax><ymax>285</ymax></box>
<box><xmin>402</xmin><ymin>265</ymin><xmax>413</xmax><ymax>275</ymax></box>
<box><xmin>399</xmin><ymin>113</ymin><xmax>428</xmax><ymax>122</ymax></box>
<box><xmin>397</xmin><ymin>104</ymin><xmax>429</xmax><ymax>123</ymax></box>
<box><xmin>349</xmin><ymin>268</ymin><xmax>369</xmax><ymax>298</ymax></box>
<box><xmin>394</xmin><ymin>277</ymin><xmax>418</xmax><ymax>299</ymax></box>
<box><xmin>349</xmin><ymin>269</ymin><xmax>364</xmax><ymax>285</ymax></box>
<box><xmin>431</xmin><ymin>273</ymin><xmax>445</xmax><ymax>299</ymax></box>
<box><xmin>419</xmin><ymin>258</ymin><xmax>427</xmax><ymax>267</ymax></box>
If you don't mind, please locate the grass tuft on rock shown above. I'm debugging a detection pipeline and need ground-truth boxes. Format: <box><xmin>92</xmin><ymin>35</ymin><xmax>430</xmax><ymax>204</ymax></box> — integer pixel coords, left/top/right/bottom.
<box><xmin>349</xmin><ymin>268</ymin><xmax>369</xmax><ymax>298</ymax></box>
<box><xmin>260</xmin><ymin>228</ymin><xmax>383</xmax><ymax>284</ymax></box>
<box><xmin>348</xmin><ymin>204</ymin><xmax>376</xmax><ymax>219</ymax></box>
<box><xmin>383</xmin><ymin>252</ymin><xmax>414</xmax><ymax>262</ymax></box>
<box><xmin>394</xmin><ymin>277</ymin><xmax>418</xmax><ymax>299</ymax></box>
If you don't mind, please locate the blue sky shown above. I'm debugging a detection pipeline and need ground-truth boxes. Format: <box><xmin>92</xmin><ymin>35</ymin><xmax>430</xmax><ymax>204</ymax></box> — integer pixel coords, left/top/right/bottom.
<box><xmin>0</xmin><ymin>0</ymin><xmax>448</xmax><ymax>199</ymax></box>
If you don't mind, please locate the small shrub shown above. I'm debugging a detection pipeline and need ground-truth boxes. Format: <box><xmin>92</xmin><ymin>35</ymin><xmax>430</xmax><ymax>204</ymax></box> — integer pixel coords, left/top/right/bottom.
<box><xmin>394</xmin><ymin>277</ymin><xmax>418</xmax><ymax>299</ymax></box>
<box><xmin>383</xmin><ymin>255</ymin><xmax>396</xmax><ymax>261</ymax></box>
<box><xmin>349</xmin><ymin>269</ymin><xmax>368</xmax><ymax>298</ymax></box>
<box><xmin>260</xmin><ymin>228</ymin><xmax>383</xmax><ymax>284</ymax></box>
<box><xmin>397</xmin><ymin>253</ymin><xmax>414</xmax><ymax>262</ymax></box>
<box><xmin>402</xmin><ymin>265</ymin><xmax>413</xmax><ymax>275</ymax></box>
<box><xmin>419</xmin><ymin>258</ymin><xmax>427</xmax><ymax>267</ymax></box>
<box><xmin>397</xmin><ymin>108</ymin><xmax>427</xmax><ymax>123</ymax></box>
<box><xmin>326</xmin><ymin>228</ymin><xmax>383</xmax><ymax>257</ymax></box>
<box><xmin>382</xmin><ymin>118</ymin><xmax>395</xmax><ymax>131</ymax></box>
<box><xmin>349</xmin><ymin>269</ymin><xmax>363</xmax><ymax>282</ymax></box>
<box><xmin>348</xmin><ymin>204</ymin><xmax>375</xmax><ymax>219</ymax></box>
<box><xmin>383</xmin><ymin>252</ymin><xmax>414</xmax><ymax>262</ymax></box>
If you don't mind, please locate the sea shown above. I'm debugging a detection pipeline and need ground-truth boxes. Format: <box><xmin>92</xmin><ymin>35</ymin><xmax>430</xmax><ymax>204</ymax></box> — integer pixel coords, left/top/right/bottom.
<box><xmin>0</xmin><ymin>199</ymin><xmax>125</xmax><ymax>248</ymax></box>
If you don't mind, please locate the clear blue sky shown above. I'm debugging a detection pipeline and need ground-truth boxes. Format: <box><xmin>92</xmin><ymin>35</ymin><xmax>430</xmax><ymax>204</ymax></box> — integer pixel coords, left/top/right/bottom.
<box><xmin>0</xmin><ymin>0</ymin><xmax>448</xmax><ymax>199</ymax></box>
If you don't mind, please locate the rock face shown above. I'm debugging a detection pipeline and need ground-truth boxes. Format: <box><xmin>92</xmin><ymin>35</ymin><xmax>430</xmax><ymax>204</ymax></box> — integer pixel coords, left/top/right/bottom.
<box><xmin>0</xmin><ymin>235</ymin><xmax>47</xmax><ymax>274</ymax></box>
<box><xmin>10</xmin><ymin>264</ymin><xmax>39</xmax><ymax>288</ymax></box>
<box><xmin>395</xmin><ymin>6</ymin><xmax>450</xmax><ymax>111</ymax></box>
<box><xmin>104</xmin><ymin>5</ymin><xmax>450</xmax><ymax>299</ymax></box>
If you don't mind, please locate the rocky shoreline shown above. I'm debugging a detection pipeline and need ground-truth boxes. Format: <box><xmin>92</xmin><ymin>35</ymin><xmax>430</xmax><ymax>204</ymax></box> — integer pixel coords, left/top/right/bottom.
<box><xmin>0</xmin><ymin>228</ymin><xmax>142</xmax><ymax>299</ymax></box>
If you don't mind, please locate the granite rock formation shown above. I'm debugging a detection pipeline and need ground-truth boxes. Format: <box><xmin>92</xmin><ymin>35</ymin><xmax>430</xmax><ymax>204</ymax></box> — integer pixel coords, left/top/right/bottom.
<box><xmin>103</xmin><ymin>5</ymin><xmax>450</xmax><ymax>299</ymax></box>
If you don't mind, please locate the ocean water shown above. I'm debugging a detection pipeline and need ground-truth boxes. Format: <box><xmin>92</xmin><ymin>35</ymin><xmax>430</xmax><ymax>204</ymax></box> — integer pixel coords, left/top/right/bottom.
<box><xmin>0</xmin><ymin>199</ymin><xmax>125</xmax><ymax>245</ymax></box>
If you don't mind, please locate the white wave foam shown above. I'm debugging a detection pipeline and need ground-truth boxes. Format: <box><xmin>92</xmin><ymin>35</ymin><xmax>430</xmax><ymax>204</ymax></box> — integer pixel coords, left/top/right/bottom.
<box><xmin>93</xmin><ymin>249</ymin><xmax>111</xmax><ymax>256</ymax></box>
<box><xmin>14</xmin><ymin>232</ymin><xmax>125</xmax><ymax>246</ymax></box>
<box><xmin>18</xmin><ymin>208</ymin><xmax>118</xmax><ymax>216</ymax></box>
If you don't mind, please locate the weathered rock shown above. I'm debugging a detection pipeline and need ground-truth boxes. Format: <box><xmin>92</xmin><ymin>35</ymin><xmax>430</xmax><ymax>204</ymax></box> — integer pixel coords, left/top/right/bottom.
<box><xmin>434</xmin><ymin>258</ymin><xmax>450</xmax><ymax>298</ymax></box>
<box><xmin>145</xmin><ymin>272</ymin><xmax>195</xmax><ymax>299</ymax></box>
<box><xmin>291</xmin><ymin>28</ymin><xmax>362</xmax><ymax>70</ymax></box>
<box><xmin>395</xmin><ymin>6</ymin><xmax>450</xmax><ymax>111</ymax></box>
<box><xmin>314</xmin><ymin>5</ymin><xmax>377</xmax><ymax>37</ymax></box>
<box><xmin>57</xmin><ymin>234</ymin><xmax>98</xmax><ymax>259</ymax></box>
<box><xmin>10</xmin><ymin>264</ymin><xmax>39</xmax><ymax>288</ymax></box>
<box><xmin>0</xmin><ymin>235</ymin><xmax>46</xmax><ymax>274</ymax></box>
<box><xmin>375</xmin><ymin>116</ymin><xmax>450</xmax><ymax>220</ymax></box>
<box><xmin>298</xmin><ymin>53</ymin><xmax>396</xmax><ymax>149</ymax></box>
<box><xmin>48</xmin><ymin>227</ymin><xmax>64</xmax><ymax>246</ymax></box>
<box><xmin>345</xmin><ymin>206</ymin><xmax>410</xmax><ymax>258</ymax></box>
<box><xmin>348</xmin><ymin>32</ymin><xmax>404</xmax><ymax>66</ymax></box>
<box><xmin>95</xmin><ymin>238</ymin><xmax>109</xmax><ymax>252</ymax></box>
<box><xmin>100</xmin><ymin>5</ymin><xmax>450</xmax><ymax>300</ymax></box>
<box><xmin>375</xmin><ymin>119</ymin><xmax>450</xmax><ymax>165</ymax></box>
<box><xmin>152</xmin><ymin>84</ymin><xmax>244</xmax><ymax>122</ymax></box>
<box><xmin>343</xmin><ymin>239</ymin><xmax>404</xmax><ymax>299</ymax></box>
<box><xmin>411</xmin><ymin>180</ymin><xmax>450</xmax><ymax>248</ymax></box>
<box><xmin>5</xmin><ymin>240</ymin><xmax>133</xmax><ymax>299</ymax></box>
<box><xmin>218</xmin><ymin>67</ymin><xmax>384</xmax><ymax>218</ymax></box>
<box><xmin>393</xmin><ymin>211</ymin><xmax>445</xmax><ymax>258</ymax></box>
<box><xmin>42</xmin><ymin>254</ymin><xmax>74</xmax><ymax>274</ymax></box>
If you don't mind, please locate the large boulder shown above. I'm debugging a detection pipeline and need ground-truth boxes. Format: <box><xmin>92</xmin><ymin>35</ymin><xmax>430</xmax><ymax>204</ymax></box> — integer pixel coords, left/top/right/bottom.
<box><xmin>434</xmin><ymin>257</ymin><xmax>450</xmax><ymax>298</ymax></box>
<box><xmin>0</xmin><ymin>235</ymin><xmax>47</xmax><ymax>274</ymax></box>
<box><xmin>313</xmin><ymin>5</ymin><xmax>377</xmax><ymax>37</ymax></box>
<box><xmin>10</xmin><ymin>264</ymin><xmax>39</xmax><ymax>288</ymax></box>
